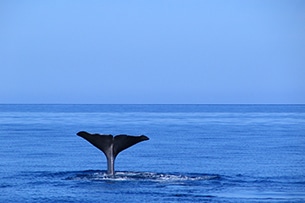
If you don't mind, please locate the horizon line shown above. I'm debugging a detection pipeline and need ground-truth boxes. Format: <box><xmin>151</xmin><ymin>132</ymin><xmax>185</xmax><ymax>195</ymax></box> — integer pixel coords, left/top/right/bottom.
<box><xmin>0</xmin><ymin>103</ymin><xmax>304</xmax><ymax>105</ymax></box>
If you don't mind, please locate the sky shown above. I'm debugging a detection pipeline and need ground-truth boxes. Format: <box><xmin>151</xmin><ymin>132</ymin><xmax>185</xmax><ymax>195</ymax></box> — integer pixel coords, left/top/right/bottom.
<box><xmin>1</xmin><ymin>0</ymin><xmax>305</xmax><ymax>104</ymax></box>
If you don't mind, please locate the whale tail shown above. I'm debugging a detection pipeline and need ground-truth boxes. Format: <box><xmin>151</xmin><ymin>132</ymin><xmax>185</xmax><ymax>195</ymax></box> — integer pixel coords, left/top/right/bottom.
<box><xmin>77</xmin><ymin>131</ymin><xmax>149</xmax><ymax>175</ymax></box>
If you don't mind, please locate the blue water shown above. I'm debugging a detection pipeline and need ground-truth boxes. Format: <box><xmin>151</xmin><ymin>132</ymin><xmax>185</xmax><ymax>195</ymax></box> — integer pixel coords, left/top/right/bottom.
<box><xmin>0</xmin><ymin>104</ymin><xmax>304</xmax><ymax>202</ymax></box>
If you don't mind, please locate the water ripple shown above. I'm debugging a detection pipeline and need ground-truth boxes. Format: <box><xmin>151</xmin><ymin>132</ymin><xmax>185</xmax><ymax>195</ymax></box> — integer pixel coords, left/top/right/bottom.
<box><xmin>62</xmin><ymin>170</ymin><xmax>221</xmax><ymax>182</ymax></box>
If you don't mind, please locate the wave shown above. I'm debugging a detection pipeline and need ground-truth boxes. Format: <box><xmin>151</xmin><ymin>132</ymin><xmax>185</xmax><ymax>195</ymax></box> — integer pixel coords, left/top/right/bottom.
<box><xmin>45</xmin><ymin>170</ymin><xmax>221</xmax><ymax>182</ymax></box>
<box><xmin>21</xmin><ymin>170</ymin><xmax>305</xmax><ymax>186</ymax></box>
<box><xmin>10</xmin><ymin>170</ymin><xmax>305</xmax><ymax>202</ymax></box>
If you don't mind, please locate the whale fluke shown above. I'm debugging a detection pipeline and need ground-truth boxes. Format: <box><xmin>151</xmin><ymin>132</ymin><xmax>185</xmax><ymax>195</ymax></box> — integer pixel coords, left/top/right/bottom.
<box><xmin>77</xmin><ymin>131</ymin><xmax>149</xmax><ymax>175</ymax></box>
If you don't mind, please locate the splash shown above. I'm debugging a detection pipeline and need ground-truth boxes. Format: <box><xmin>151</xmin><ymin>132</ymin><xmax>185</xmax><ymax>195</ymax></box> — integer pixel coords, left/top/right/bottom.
<box><xmin>64</xmin><ymin>170</ymin><xmax>220</xmax><ymax>182</ymax></box>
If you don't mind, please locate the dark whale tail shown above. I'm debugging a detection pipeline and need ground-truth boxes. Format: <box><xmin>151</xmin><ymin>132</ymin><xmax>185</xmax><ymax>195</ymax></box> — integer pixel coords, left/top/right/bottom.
<box><xmin>77</xmin><ymin>131</ymin><xmax>149</xmax><ymax>175</ymax></box>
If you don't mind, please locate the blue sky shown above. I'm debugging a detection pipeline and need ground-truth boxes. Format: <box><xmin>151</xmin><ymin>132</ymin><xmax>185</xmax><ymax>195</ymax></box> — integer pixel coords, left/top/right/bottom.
<box><xmin>1</xmin><ymin>0</ymin><xmax>304</xmax><ymax>104</ymax></box>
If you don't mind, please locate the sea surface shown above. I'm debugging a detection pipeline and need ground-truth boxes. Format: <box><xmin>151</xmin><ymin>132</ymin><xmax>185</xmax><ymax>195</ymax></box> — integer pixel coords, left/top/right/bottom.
<box><xmin>0</xmin><ymin>104</ymin><xmax>304</xmax><ymax>202</ymax></box>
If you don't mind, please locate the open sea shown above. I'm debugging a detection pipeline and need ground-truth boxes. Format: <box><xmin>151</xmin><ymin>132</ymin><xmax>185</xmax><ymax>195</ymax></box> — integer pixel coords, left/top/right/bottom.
<box><xmin>0</xmin><ymin>104</ymin><xmax>304</xmax><ymax>202</ymax></box>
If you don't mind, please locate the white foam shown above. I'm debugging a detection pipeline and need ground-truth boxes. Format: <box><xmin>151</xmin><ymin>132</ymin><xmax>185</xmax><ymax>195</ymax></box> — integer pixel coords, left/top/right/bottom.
<box><xmin>67</xmin><ymin>171</ymin><xmax>220</xmax><ymax>182</ymax></box>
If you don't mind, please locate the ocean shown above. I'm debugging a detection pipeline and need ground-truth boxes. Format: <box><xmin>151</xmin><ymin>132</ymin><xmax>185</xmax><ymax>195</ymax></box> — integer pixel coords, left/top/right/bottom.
<box><xmin>0</xmin><ymin>104</ymin><xmax>304</xmax><ymax>202</ymax></box>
